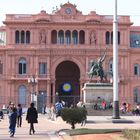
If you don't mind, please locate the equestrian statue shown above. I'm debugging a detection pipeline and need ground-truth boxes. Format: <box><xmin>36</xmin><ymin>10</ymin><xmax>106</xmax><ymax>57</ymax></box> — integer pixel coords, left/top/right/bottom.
<box><xmin>88</xmin><ymin>47</ymin><xmax>113</xmax><ymax>82</ymax></box>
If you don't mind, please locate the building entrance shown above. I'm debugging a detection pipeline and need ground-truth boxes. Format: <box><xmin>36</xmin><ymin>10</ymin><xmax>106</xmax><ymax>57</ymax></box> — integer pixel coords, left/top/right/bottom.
<box><xmin>55</xmin><ymin>61</ymin><xmax>80</xmax><ymax>107</ymax></box>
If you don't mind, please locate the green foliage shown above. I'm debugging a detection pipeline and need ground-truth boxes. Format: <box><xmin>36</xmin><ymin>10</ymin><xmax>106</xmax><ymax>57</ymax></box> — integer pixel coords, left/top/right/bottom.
<box><xmin>61</xmin><ymin>107</ymin><xmax>87</xmax><ymax>129</ymax></box>
<box><xmin>123</xmin><ymin>129</ymin><xmax>140</xmax><ymax>140</ymax></box>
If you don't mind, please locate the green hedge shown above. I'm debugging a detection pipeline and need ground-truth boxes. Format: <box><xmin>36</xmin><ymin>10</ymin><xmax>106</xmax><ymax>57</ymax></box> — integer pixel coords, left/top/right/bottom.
<box><xmin>61</xmin><ymin>107</ymin><xmax>87</xmax><ymax>129</ymax></box>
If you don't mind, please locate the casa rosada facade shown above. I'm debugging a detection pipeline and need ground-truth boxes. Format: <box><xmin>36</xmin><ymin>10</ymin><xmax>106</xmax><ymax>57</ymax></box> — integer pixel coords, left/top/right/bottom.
<box><xmin>0</xmin><ymin>2</ymin><xmax>140</xmax><ymax>110</ymax></box>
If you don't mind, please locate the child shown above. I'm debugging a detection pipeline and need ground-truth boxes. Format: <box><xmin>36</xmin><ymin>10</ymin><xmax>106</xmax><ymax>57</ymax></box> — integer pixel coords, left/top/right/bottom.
<box><xmin>9</xmin><ymin>107</ymin><xmax>17</xmax><ymax>137</ymax></box>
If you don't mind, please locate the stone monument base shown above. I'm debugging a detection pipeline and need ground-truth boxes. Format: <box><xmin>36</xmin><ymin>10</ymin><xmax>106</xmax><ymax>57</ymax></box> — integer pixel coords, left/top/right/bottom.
<box><xmin>82</xmin><ymin>82</ymin><xmax>113</xmax><ymax>109</ymax></box>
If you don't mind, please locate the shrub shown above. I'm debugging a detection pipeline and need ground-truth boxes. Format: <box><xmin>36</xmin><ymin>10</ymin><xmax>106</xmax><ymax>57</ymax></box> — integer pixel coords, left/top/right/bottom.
<box><xmin>61</xmin><ymin>107</ymin><xmax>87</xmax><ymax>129</ymax></box>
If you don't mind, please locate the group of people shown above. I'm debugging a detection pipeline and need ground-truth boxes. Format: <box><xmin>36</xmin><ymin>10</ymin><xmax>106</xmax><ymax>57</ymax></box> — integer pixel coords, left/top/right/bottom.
<box><xmin>7</xmin><ymin>102</ymin><xmax>38</xmax><ymax>137</ymax></box>
<box><xmin>45</xmin><ymin>100</ymin><xmax>64</xmax><ymax>121</ymax></box>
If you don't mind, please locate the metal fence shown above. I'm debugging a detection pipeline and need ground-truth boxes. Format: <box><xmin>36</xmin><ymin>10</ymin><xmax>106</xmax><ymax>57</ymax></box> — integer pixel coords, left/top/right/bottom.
<box><xmin>0</xmin><ymin>95</ymin><xmax>80</xmax><ymax>113</ymax></box>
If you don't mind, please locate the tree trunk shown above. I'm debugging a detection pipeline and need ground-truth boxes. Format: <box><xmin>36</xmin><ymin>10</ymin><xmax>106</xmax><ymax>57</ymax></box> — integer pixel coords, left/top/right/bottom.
<box><xmin>71</xmin><ymin>122</ymin><xmax>75</xmax><ymax>129</ymax></box>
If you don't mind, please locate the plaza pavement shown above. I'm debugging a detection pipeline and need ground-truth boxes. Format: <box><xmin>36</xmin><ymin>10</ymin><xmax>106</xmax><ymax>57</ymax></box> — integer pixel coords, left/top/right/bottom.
<box><xmin>0</xmin><ymin>114</ymin><xmax>140</xmax><ymax>140</ymax></box>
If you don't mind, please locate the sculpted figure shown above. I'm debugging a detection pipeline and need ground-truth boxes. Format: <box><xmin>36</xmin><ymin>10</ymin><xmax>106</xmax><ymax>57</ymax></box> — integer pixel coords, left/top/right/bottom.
<box><xmin>39</xmin><ymin>30</ymin><xmax>46</xmax><ymax>44</ymax></box>
<box><xmin>90</xmin><ymin>31</ymin><xmax>97</xmax><ymax>45</ymax></box>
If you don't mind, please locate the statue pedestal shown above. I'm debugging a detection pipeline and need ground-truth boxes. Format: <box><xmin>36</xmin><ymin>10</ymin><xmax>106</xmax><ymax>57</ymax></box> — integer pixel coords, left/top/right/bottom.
<box><xmin>82</xmin><ymin>83</ymin><xmax>113</xmax><ymax>108</ymax></box>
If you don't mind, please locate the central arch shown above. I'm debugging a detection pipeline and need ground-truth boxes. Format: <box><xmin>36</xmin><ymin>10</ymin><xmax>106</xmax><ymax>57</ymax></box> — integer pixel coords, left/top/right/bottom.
<box><xmin>55</xmin><ymin>60</ymin><xmax>80</xmax><ymax>106</ymax></box>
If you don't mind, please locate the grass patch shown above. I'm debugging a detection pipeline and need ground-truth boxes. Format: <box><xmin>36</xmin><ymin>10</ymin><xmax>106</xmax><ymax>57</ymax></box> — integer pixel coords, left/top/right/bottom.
<box><xmin>123</xmin><ymin>129</ymin><xmax>140</xmax><ymax>140</ymax></box>
<box><xmin>60</xmin><ymin>128</ymin><xmax>122</xmax><ymax>136</ymax></box>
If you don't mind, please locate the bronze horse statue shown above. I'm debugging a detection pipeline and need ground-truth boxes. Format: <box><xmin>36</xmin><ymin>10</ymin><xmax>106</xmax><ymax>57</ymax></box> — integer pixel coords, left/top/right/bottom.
<box><xmin>88</xmin><ymin>47</ymin><xmax>113</xmax><ymax>82</ymax></box>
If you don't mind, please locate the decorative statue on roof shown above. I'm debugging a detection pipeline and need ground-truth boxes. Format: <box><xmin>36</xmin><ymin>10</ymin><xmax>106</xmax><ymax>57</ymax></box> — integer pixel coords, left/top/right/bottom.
<box><xmin>88</xmin><ymin>47</ymin><xmax>113</xmax><ymax>82</ymax></box>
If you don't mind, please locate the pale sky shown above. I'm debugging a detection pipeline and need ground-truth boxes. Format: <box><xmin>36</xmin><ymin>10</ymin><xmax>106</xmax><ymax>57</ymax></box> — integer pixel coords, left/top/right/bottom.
<box><xmin>0</xmin><ymin>0</ymin><xmax>140</xmax><ymax>26</ymax></box>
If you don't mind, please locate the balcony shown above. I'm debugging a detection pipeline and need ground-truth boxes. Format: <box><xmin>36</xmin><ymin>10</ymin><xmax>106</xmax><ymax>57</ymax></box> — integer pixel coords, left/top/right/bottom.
<box><xmin>11</xmin><ymin>74</ymin><xmax>49</xmax><ymax>81</ymax></box>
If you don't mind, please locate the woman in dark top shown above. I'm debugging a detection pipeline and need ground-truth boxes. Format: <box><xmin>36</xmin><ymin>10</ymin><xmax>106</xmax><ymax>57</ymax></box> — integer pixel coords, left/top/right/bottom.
<box><xmin>26</xmin><ymin>103</ymin><xmax>38</xmax><ymax>135</ymax></box>
<box><xmin>17</xmin><ymin>104</ymin><xmax>22</xmax><ymax>127</ymax></box>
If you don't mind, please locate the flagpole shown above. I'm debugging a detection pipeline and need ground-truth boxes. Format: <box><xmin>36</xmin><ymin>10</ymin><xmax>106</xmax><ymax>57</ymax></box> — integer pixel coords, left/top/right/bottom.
<box><xmin>112</xmin><ymin>0</ymin><xmax>120</xmax><ymax>119</ymax></box>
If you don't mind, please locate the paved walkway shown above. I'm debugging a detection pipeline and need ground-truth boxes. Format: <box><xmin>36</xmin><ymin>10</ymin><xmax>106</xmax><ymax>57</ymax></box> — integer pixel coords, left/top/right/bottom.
<box><xmin>0</xmin><ymin>114</ymin><xmax>140</xmax><ymax>139</ymax></box>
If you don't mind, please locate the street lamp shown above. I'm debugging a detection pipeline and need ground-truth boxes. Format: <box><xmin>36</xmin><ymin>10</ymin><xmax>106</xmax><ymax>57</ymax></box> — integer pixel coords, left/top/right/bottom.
<box><xmin>28</xmin><ymin>75</ymin><xmax>38</xmax><ymax>108</ymax></box>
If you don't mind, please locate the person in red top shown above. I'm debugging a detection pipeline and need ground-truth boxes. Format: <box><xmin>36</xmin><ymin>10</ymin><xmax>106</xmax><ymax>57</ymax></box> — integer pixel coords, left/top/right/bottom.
<box><xmin>102</xmin><ymin>100</ymin><xmax>107</xmax><ymax>110</ymax></box>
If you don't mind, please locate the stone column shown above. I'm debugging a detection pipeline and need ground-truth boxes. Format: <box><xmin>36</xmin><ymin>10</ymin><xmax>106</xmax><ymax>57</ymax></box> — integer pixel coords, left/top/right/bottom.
<box><xmin>46</xmin><ymin>80</ymin><xmax>51</xmax><ymax>107</ymax></box>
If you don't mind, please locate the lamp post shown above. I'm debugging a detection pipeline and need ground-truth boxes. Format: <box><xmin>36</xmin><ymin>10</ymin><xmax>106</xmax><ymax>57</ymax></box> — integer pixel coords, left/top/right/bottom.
<box><xmin>28</xmin><ymin>75</ymin><xmax>38</xmax><ymax>108</ymax></box>
<box><xmin>112</xmin><ymin>0</ymin><xmax>120</xmax><ymax>119</ymax></box>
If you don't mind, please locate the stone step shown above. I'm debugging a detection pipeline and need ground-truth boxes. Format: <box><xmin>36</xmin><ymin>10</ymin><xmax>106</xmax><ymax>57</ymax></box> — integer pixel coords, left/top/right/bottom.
<box><xmin>87</xmin><ymin>108</ymin><xmax>133</xmax><ymax>116</ymax></box>
<box><xmin>87</xmin><ymin>109</ymin><xmax>113</xmax><ymax>116</ymax></box>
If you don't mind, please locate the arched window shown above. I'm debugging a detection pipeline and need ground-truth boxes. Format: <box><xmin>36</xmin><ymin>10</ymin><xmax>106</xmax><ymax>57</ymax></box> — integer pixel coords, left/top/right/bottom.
<box><xmin>134</xmin><ymin>64</ymin><xmax>139</xmax><ymax>76</ymax></box>
<box><xmin>18</xmin><ymin>85</ymin><xmax>26</xmax><ymax>105</ymax></box>
<box><xmin>21</xmin><ymin>30</ymin><xmax>25</xmax><ymax>44</ymax></box>
<box><xmin>15</xmin><ymin>30</ymin><xmax>20</xmax><ymax>44</ymax></box>
<box><xmin>109</xmin><ymin>59</ymin><xmax>113</xmax><ymax>72</ymax></box>
<box><xmin>18</xmin><ymin>58</ymin><xmax>26</xmax><ymax>74</ymax></box>
<box><xmin>72</xmin><ymin>30</ymin><xmax>78</xmax><ymax>45</ymax></box>
<box><xmin>65</xmin><ymin>30</ymin><xmax>71</xmax><ymax>45</ymax></box>
<box><xmin>58</xmin><ymin>30</ymin><xmax>64</xmax><ymax>44</ymax></box>
<box><xmin>79</xmin><ymin>30</ymin><xmax>85</xmax><ymax>44</ymax></box>
<box><xmin>26</xmin><ymin>31</ymin><xmax>30</xmax><ymax>44</ymax></box>
<box><xmin>51</xmin><ymin>30</ymin><xmax>57</xmax><ymax>44</ymax></box>
<box><xmin>105</xmin><ymin>31</ymin><xmax>110</xmax><ymax>44</ymax></box>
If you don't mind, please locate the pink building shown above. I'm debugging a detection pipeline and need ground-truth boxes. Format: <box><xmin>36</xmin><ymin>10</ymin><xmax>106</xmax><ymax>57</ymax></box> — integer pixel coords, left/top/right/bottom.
<box><xmin>0</xmin><ymin>2</ymin><xmax>140</xmax><ymax>111</ymax></box>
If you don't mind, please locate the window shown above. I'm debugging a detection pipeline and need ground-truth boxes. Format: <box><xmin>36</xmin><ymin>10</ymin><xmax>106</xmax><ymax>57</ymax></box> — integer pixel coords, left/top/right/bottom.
<box><xmin>105</xmin><ymin>31</ymin><xmax>110</xmax><ymax>44</ymax></box>
<box><xmin>130</xmin><ymin>34</ymin><xmax>140</xmax><ymax>48</ymax></box>
<box><xmin>111</xmin><ymin>32</ymin><xmax>113</xmax><ymax>44</ymax></box>
<box><xmin>79</xmin><ymin>30</ymin><xmax>85</xmax><ymax>44</ymax></box>
<box><xmin>26</xmin><ymin>31</ymin><xmax>30</xmax><ymax>44</ymax></box>
<box><xmin>134</xmin><ymin>64</ymin><xmax>139</xmax><ymax>76</ymax></box>
<box><xmin>21</xmin><ymin>30</ymin><xmax>25</xmax><ymax>44</ymax></box>
<box><xmin>133</xmin><ymin>87</ymin><xmax>140</xmax><ymax>103</ymax></box>
<box><xmin>39</xmin><ymin>62</ymin><xmax>46</xmax><ymax>74</ymax></box>
<box><xmin>118</xmin><ymin>31</ymin><xmax>120</xmax><ymax>45</ymax></box>
<box><xmin>110</xmin><ymin>31</ymin><xmax>120</xmax><ymax>45</ymax></box>
<box><xmin>72</xmin><ymin>30</ymin><xmax>78</xmax><ymax>45</ymax></box>
<box><xmin>18</xmin><ymin>85</ymin><xmax>26</xmax><ymax>105</ymax></box>
<box><xmin>58</xmin><ymin>30</ymin><xmax>64</xmax><ymax>44</ymax></box>
<box><xmin>18</xmin><ymin>58</ymin><xmax>26</xmax><ymax>74</ymax></box>
<box><xmin>65</xmin><ymin>30</ymin><xmax>71</xmax><ymax>45</ymax></box>
<box><xmin>0</xmin><ymin>31</ymin><xmax>6</xmax><ymax>45</ymax></box>
<box><xmin>15</xmin><ymin>30</ymin><xmax>20</xmax><ymax>44</ymax></box>
<box><xmin>51</xmin><ymin>30</ymin><xmax>57</xmax><ymax>44</ymax></box>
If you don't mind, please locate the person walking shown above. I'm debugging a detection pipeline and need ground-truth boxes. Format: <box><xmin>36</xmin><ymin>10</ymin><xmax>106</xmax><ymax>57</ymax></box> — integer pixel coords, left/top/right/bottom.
<box><xmin>55</xmin><ymin>100</ymin><xmax>63</xmax><ymax>117</ymax></box>
<box><xmin>26</xmin><ymin>103</ymin><xmax>38</xmax><ymax>135</ymax></box>
<box><xmin>9</xmin><ymin>107</ymin><xmax>17</xmax><ymax>137</ymax></box>
<box><xmin>17</xmin><ymin>104</ymin><xmax>22</xmax><ymax>127</ymax></box>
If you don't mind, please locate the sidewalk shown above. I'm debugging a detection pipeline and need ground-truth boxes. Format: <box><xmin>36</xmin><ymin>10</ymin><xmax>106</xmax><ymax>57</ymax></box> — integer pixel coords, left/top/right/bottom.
<box><xmin>0</xmin><ymin>114</ymin><xmax>140</xmax><ymax>140</ymax></box>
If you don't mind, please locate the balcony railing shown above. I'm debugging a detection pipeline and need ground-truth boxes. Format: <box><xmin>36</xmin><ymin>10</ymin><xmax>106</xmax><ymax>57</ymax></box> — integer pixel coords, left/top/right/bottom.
<box><xmin>11</xmin><ymin>74</ymin><xmax>49</xmax><ymax>80</ymax></box>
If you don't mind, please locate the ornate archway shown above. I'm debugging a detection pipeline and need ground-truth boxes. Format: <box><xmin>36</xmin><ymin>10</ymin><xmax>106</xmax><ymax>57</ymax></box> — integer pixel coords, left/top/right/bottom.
<box><xmin>55</xmin><ymin>60</ymin><xmax>80</xmax><ymax>106</ymax></box>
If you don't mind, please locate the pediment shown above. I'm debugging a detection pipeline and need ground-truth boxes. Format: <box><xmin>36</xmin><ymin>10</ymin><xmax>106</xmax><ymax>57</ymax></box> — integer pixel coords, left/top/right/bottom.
<box><xmin>53</xmin><ymin>2</ymin><xmax>82</xmax><ymax>16</ymax></box>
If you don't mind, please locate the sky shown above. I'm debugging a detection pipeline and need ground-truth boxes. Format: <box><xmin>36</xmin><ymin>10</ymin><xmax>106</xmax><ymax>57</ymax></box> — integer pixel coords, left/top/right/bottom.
<box><xmin>0</xmin><ymin>0</ymin><xmax>140</xmax><ymax>26</ymax></box>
